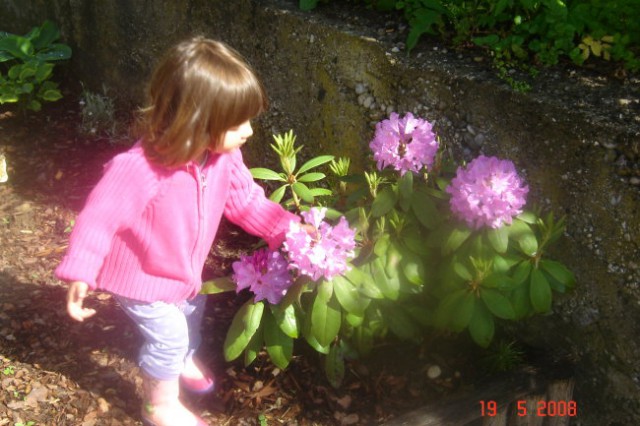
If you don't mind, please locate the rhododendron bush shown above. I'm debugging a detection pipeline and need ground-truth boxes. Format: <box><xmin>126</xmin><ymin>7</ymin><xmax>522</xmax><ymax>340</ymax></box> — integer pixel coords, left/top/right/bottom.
<box><xmin>201</xmin><ymin>114</ymin><xmax>575</xmax><ymax>387</ymax></box>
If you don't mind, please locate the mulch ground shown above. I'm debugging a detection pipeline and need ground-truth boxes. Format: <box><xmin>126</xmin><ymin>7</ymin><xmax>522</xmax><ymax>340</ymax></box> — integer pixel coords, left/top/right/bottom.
<box><xmin>0</xmin><ymin>92</ymin><xmax>481</xmax><ymax>426</ymax></box>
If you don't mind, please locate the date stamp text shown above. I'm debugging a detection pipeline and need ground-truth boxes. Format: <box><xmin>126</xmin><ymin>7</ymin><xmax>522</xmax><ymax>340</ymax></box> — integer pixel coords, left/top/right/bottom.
<box><xmin>480</xmin><ymin>399</ymin><xmax>577</xmax><ymax>417</ymax></box>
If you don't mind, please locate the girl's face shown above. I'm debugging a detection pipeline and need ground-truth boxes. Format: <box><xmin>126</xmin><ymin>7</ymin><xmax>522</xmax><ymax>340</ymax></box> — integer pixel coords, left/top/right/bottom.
<box><xmin>213</xmin><ymin>120</ymin><xmax>253</xmax><ymax>153</ymax></box>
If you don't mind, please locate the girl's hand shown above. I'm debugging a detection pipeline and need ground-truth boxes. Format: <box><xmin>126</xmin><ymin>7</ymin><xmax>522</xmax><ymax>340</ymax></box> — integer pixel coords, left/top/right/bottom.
<box><xmin>67</xmin><ymin>281</ymin><xmax>97</xmax><ymax>322</ymax></box>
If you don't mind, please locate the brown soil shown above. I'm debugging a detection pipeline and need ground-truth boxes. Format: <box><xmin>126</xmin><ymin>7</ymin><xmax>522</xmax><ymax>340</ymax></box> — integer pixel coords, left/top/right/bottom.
<box><xmin>0</xmin><ymin>93</ymin><xmax>481</xmax><ymax>425</ymax></box>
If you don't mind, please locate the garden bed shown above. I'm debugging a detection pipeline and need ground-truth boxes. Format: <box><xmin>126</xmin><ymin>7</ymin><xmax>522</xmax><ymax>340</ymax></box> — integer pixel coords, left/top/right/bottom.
<box><xmin>0</xmin><ymin>89</ymin><xmax>494</xmax><ymax>425</ymax></box>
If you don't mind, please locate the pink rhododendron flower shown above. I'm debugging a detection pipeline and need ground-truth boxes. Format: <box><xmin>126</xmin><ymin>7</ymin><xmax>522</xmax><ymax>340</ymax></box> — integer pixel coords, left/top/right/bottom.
<box><xmin>283</xmin><ymin>207</ymin><xmax>356</xmax><ymax>281</ymax></box>
<box><xmin>369</xmin><ymin>112</ymin><xmax>439</xmax><ymax>175</ymax></box>
<box><xmin>232</xmin><ymin>248</ymin><xmax>293</xmax><ymax>304</ymax></box>
<box><xmin>446</xmin><ymin>155</ymin><xmax>529</xmax><ymax>229</ymax></box>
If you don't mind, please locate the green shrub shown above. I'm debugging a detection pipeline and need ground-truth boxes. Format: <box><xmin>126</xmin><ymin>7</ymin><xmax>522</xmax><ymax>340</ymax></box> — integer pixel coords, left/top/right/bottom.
<box><xmin>0</xmin><ymin>21</ymin><xmax>72</xmax><ymax>112</ymax></box>
<box><xmin>300</xmin><ymin>0</ymin><xmax>639</xmax><ymax>73</ymax></box>
<box><xmin>203</xmin><ymin>120</ymin><xmax>575</xmax><ymax>387</ymax></box>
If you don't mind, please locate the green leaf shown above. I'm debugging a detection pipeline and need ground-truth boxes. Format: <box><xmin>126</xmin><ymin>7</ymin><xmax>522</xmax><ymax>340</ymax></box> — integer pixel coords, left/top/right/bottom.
<box><xmin>517</xmin><ymin>234</ymin><xmax>538</xmax><ymax>256</ymax></box>
<box><xmin>0</xmin><ymin>35</ymin><xmax>32</xmax><ymax>60</ymax></box>
<box><xmin>35</xmin><ymin>43</ymin><xmax>72</xmax><ymax>61</ymax></box>
<box><xmin>483</xmin><ymin>272</ymin><xmax>516</xmax><ymax>291</ymax></box>
<box><xmin>311</xmin><ymin>290</ymin><xmax>342</xmax><ymax>347</ymax></box>
<box><xmin>468</xmin><ymin>303</ymin><xmax>495</xmax><ymax>347</ymax></box>
<box><xmin>354</xmin><ymin>264</ymin><xmax>385</xmax><ymax>299</ymax></box>
<box><xmin>540</xmin><ymin>259</ymin><xmax>576</xmax><ymax>290</ymax></box>
<box><xmin>385</xmin><ymin>243</ymin><xmax>402</xmax><ymax>277</ymax></box>
<box><xmin>530</xmin><ymin>268</ymin><xmax>552</xmax><ymax>313</ymax></box>
<box><xmin>371</xmin><ymin>186</ymin><xmax>398</xmax><ymax>217</ymax></box>
<box><xmin>323</xmin><ymin>208</ymin><xmax>344</xmax><ymax>221</ymax></box>
<box><xmin>487</xmin><ymin>226</ymin><xmax>509</xmax><ymax>253</ymax></box>
<box><xmin>344</xmin><ymin>265</ymin><xmax>368</xmax><ymax>287</ymax></box>
<box><xmin>406</xmin><ymin>7</ymin><xmax>443</xmax><ymax>51</ymax></box>
<box><xmin>224</xmin><ymin>300</ymin><xmax>265</xmax><ymax>361</ymax></box>
<box><xmin>271</xmin><ymin>304</ymin><xmax>299</xmax><ymax>338</ymax></box>
<box><xmin>452</xmin><ymin>291</ymin><xmax>476</xmax><ymax>331</ymax></box>
<box><xmin>354</xmin><ymin>324</ymin><xmax>374</xmax><ymax>356</ymax></box>
<box><xmin>398</xmin><ymin>172</ymin><xmax>413</xmax><ymax>200</ymax></box>
<box><xmin>372</xmin><ymin>257</ymin><xmax>400</xmax><ymax>300</ymax></box>
<box><xmin>20</xmin><ymin>82</ymin><xmax>34</xmax><ymax>94</ymax></box>
<box><xmin>402</xmin><ymin>231</ymin><xmax>430</xmax><ymax>255</ymax></box>
<box><xmin>507</xmin><ymin>219</ymin><xmax>538</xmax><ymax>256</ymax></box>
<box><xmin>7</xmin><ymin>64</ymin><xmax>21</xmax><ymax>80</ymax></box>
<box><xmin>381</xmin><ymin>304</ymin><xmax>421</xmax><ymax>340</ymax></box>
<box><xmin>401</xmin><ymin>253</ymin><xmax>425</xmax><ymax>286</ymax></box>
<box><xmin>495</xmin><ymin>0</ymin><xmax>509</xmax><ymax>16</ymax></box>
<box><xmin>264</xmin><ymin>310</ymin><xmax>293</xmax><ymax>369</ymax></box>
<box><xmin>244</xmin><ymin>327</ymin><xmax>263</xmax><ymax>366</ymax></box>
<box><xmin>374</xmin><ymin>234</ymin><xmax>390</xmax><ymax>257</ymax></box>
<box><xmin>512</xmin><ymin>261</ymin><xmax>532</xmax><ymax>286</ymax></box>
<box><xmin>268</xmin><ymin>185</ymin><xmax>287</xmax><ymax>203</ymax></box>
<box><xmin>435</xmin><ymin>289</ymin><xmax>474</xmax><ymax>331</ymax></box>
<box><xmin>309</xmin><ymin>188</ymin><xmax>333</xmax><ymax>197</ymax></box>
<box><xmin>19</xmin><ymin>64</ymin><xmax>38</xmax><ymax>81</ymax></box>
<box><xmin>292</xmin><ymin>181</ymin><xmax>314</xmax><ymax>203</ymax></box>
<box><xmin>0</xmin><ymin>93</ymin><xmax>19</xmax><ymax>103</ymax></box>
<box><xmin>422</xmin><ymin>185</ymin><xmax>448</xmax><ymax>200</ymax></box>
<box><xmin>297</xmin><ymin>172</ymin><xmax>326</xmax><ymax>183</ymax></box>
<box><xmin>279</xmin><ymin>278</ymin><xmax>307</xmax><ymax>308</ymax></box>
<box><xmin>517</xmin><ymin>211</ymin><xmax>538</xmax><ymax>224</ymax></box>
<box><xmin>492</xmin><ymin>254</ymin><xmax>520</xmax><ymax>273</ymax></box>
<box><xmin>250</xmin><ymin>167</ymin><xmax>286</xmax><ymax>181</ymax></box>
<box><xmin>27</xmin><ymin>99</ymin><xmax>41</xmax><ymax>111</ymax></box>
<box><xmin>343</xmin><ymin>263</ymin><xmax>384</xmax><ymax>299</ymax></box>
<box><xmin>480</xmin><ymin>289</ymin><xmax>516</xmax><ymax>319</ymax></box>
<box><xmin>316</xmin><ymin>279</ymin><xmax>333</xmax><ymax>302</ymax></box>
<box><xmin>512</xmin><ymin>281</ymin><xmax>532</xmax><ymax>319</ymax></box>
<box><xmin>404</xmin><ymin>304</ymin><xmax>433</xmax><ymax>327</ymax></box>
<box><xmin>443</xmin><ymin>227</ymin><xmax>472</xmax><ymax>255</ymax></box>
<box><xmin>41</xmin><ymin>89</ymin><xmax>62</xmax><ymax>102</ymax></box>
<box><xmin>325</xmin><ymin>344</ymin><xmax>345</xmax><ymax>388</ymax></box>
<box><xmin>297</xmin><ymin>155</ymin><xmax>334</xmax><ymax>174</ymax></box>
<box><xmin>435</xmin><ymin>177</ymin><xmax>450</xmax><ymax>191</ymax></box>
<box><xmin>453</xmin><ymin>261</ymin><xmax>472</xmax><ymax>281</ymax></box>
<box><xmin>345</xmin><ymin>312</ymin><xmax>364</xmax><ymax>327</ymax></box>
<box><xmin>34</xmin><ymin>62</ymin><xmax>53</xmax><ymax>82</ymax></box>
<box><xmin>303</xmin><ymin>314</ymin><xmax>330</xmax><ymax>354</ymax></box>
<box><xmin>473</xmin><ymin>34</ymin><xmax>500</xmax><ymax>47</ymax></box>
<box><xmin>200</xmin><ymin>276</ymin><xmax>236</xmax><ymax>294</ymax></box>
<box><xmin>333</xmin><ymin>275</ymin><xmax>370</xmax><ymax>316</ymax></box>
<box><xmin>299</xmin><ymin>0</ymin><xmax>319</xmax><ymax>11</ymax></box>
<box><xmin>31</xmin><ymin>21</ymin><xmax>60</xmax><ymax>50</ymax></box>
<box><xmin>411</xmin><ymin>191</ymin><xmax>440</xmax><ymax>229</ymax></box>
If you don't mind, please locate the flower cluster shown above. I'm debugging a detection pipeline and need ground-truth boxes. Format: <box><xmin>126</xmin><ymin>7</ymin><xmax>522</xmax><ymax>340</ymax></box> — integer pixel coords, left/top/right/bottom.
<box><xmin>232</xmin><ymin>248</ymin><xmax>293</xmax><ymax>304</ymax></box>
<box><xmin>283</xmin><ymin>207</ymin><xmax>356</xmax><ymax>281</ymax></box>
<box><xmin>369</xmin><ymin>112</ymin><xmax>439</xmax><ymax>175</ymax></box>
<box><xmin>446</xmin><ymin>155</ymin><xmax>529</xmax><ymax>229</ymax></box>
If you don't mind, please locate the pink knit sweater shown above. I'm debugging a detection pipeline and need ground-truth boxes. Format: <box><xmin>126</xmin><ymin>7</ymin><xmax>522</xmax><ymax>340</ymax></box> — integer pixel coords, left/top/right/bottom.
<box><xmin>55</xmin><ymin>142</ymin><xmax>298</xmax><ymax>303</ymax></box>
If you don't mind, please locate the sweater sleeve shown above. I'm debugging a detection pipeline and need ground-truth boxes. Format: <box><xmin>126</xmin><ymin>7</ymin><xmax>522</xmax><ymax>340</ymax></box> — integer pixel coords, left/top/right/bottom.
<box><xmin>223</xmin><ymin>149</ymin><xmax>300</xmax><ymax>249</ymax></box>
<box><xmin>55</xmin><ymin>149</ymin><xmax>158</xmax><ymax>288</ymax></box>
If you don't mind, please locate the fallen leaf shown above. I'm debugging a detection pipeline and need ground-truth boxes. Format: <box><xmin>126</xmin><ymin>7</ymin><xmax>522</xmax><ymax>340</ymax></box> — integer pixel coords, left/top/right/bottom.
<box><xmin>336</xmin><ymin>394</ymin><xmax>352</xmax><ymax>409</ymax></box>
<box><xmin>25</xmin><ymin>384</ymin><xmax>49</xmax><ymax>407</ymax></box>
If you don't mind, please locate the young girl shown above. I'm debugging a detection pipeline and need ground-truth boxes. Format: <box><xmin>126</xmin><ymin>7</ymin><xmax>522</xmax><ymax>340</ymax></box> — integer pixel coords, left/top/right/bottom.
<box><xmin>56</xmin><ymin>37</ymin><xmax>300</xmax><ymax>426</ymax></box>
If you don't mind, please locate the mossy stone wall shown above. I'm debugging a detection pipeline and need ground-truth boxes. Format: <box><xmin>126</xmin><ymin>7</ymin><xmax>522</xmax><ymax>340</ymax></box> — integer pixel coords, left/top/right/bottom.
<box><xmin>1</xmin><ymin>0</ymin><xmax>639</xmax><ymax>423</ymax></box>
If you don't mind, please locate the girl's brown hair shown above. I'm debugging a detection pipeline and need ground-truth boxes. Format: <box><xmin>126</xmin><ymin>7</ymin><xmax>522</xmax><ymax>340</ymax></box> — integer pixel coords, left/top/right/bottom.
<box><xmin>138</xmin><ymin>37</ymin><xmax>268</xmax><ymax>167</ymax></box>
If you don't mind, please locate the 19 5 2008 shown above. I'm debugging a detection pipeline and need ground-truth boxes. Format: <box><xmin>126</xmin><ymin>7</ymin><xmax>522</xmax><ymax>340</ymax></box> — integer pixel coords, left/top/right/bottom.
<box><xmin>480</xmin><ymin>399</ymin><xmax>578</xmax><ymax>417</ymax></box>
